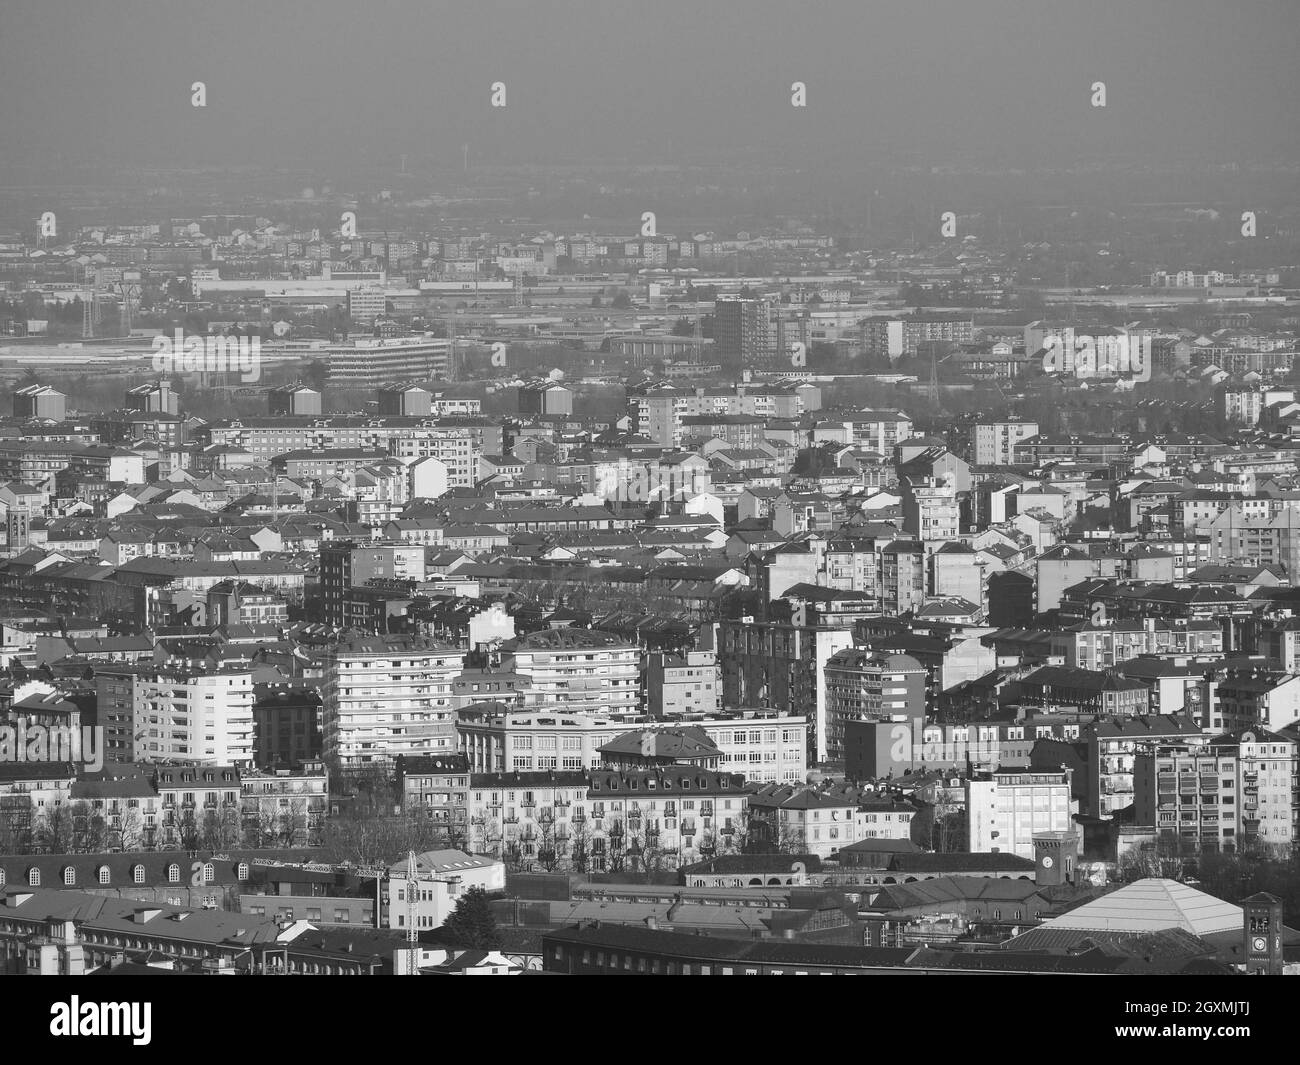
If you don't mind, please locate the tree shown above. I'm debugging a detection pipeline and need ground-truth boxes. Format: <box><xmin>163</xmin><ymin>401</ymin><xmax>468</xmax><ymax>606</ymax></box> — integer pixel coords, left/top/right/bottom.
<box><xmin>178</xmin><ymin>809</ymin><xmax>202</xmax><ymax>851</ymax></box>
<box><xmin>117</xmin><ymin>806</ymin><xmax>145</xmax><ymax>852</ymax></box>
<box><xmin>201</xmin><ymin>810</ymin><xmax>223</xmax><ymax>851</ymax></box>
<box><xmin>535</xmin><ymin>808</ymin><xmax>560</xmax><ymax>873</ymax></box>
<box><xmin>777</xmin><ymin>820</ymin><xmax>807</xmax><ymax>855</ymax></box>
<box><xmin>670</xmin><ymin>317</ymin><xmax>694</xmax><ymax>337</ymax></box>
<box><xmin>611</xmin><ymin>290</ymin><xmax>632</xmax><ymax>309</ymax></box>
<box><xmin>568</xmin><ymin>815</ymin><xmax>590</xmax><ymax>874</ymax></box>
<box><xmin>909</xmin><ymin>803</ymin><xmax>936</xmax><ymax>850</ymax></box>
<box><xmin>935</xmin><ymin>812</ymin><xmax>967</xmax><ymax>854</ymax></box>
<box><xmin>35</xmin><ymin>805</ymin><xmax>70</xmax><ymax>853</ymax></box>
<box><xmin>722</xmin><ymin>813</ymin><xmax>750</xmax><ymax>856</ymax></box>
<box><xmin>605</xmin><ymin>817</ymin><xmax>627</xmax><ymax>874</ymax></box>
<box><xmin>438</xmin><ymin>886</ymin><xmax>502</xmax><ymax>950</ymax></box>
<box><xmin>590</xmin><ymin>294</ymin><xmax>603</xmax><ymax>307</ymax></box>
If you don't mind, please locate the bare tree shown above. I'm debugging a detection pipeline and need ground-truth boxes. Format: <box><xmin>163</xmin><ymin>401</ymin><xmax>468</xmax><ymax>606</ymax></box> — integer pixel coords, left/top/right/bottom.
<box><xmin>178</xmin><ymin>809</ymin><xmax>202</xmax><ymax>851</ymax></box>
<box><xmin>535</xmin><ymin>808</ymin><xmax>560</xmax><ymax>873</ymax></box>
<box><xmin>722</xmin><ymin>812</ymin><xmax>751</xmax><ymax>856</ymax></box>
<box><xmin>70</xmin><ymin>801</ymin><xmax>102</xmax><ymax>853</ymax></box>
<box><xmin>201</xmin><ymin>810</ymin><xmax>223</xmax><ymax>851</ymax></box>
<box><xmin>219</xmin><ymin>805</ymin><xmax>242</xmax><ymax>849</ymax></box>
<box><xmin>568</xmin><ymin>815</ymin><xmax>590</xmax><ymax>874</ymax></box>
<box><xmin>117</xmin><ymin>806</ymin><xmax>144</xmax><ymax>852</ymax></box>
<box><xmin>605</xmin><ymin>816</ymin><xmax>627</xmax><ymax>875</ymax></box>
<box><xmin>778</xmin><ymin>819</ymin><xmax>807</xmax><ymax>855</ymax></box>
<box><xmin>936</xmin><ymin>812</ymin><xmax>967</xmax><ymax>854</ymax></box>
<box><xmin>35</xmin><ymin>805</ymin><xmax>71</xmax><ymax>853</ymax></box>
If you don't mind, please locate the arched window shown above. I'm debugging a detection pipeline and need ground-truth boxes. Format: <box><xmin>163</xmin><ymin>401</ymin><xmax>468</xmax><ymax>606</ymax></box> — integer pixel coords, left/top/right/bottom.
<box><xmin>63</xmin><ymin>867</ymin><xmax>76</xmax><ymax>886</ymax></box>
<box><xmin>132</xmin><ymin>865</ymin><xmax>146</xmax><ymax>884</ymax></box>
<box><xmin>237</xmin><ymin>863</ymin><xmax>249</xmax><ymax>881</ymax></box>
<box><xmin>28</xmin><ymin>867</ymin><xmax>40</xmax><ymax>886</ymax></box>
<box><xmin>167</xmin><ymin>864</ymin><xmax>180</xmax><ymax>884</ymax></box>
<box><xmin>203</xmin><ymin>863</ymin><xmax>215</xmax><ymax>884</ymax></box>
<box><xmin>98</xmin><ymin>866</ymin><xmax>111</xmax><ymax>886</ymax></box>
<box><xmin>0</xmin><ymin>868</ymin><xmax>6</xmax><ymax>887</ymax></box>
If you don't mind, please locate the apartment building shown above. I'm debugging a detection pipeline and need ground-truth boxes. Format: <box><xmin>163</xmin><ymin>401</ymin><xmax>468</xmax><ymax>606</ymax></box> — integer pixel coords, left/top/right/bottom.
<box><xmin>972</xmin><ymin>420</ymin><xmax>1039</xmax><ymax>466</ymax></box>
<box><xmin>715</xmin><ymin>296</ymin><xmax>777</xmax><ymax>371</ymax></box>
<box><xmin>322</xmin><ymin>634</ymin><xmax>467</xmax><ymax>767</ymax></box>
<box><xmin>1084</xmin><ymin>715</ymin><xmax>1208</xmax><ymax>819</ymax></box>
<box><xmin>465</xmin><ymin>769</ymin><xmax>748</xmax><ymax>872</ymax></box>
<box><xmin>501</xmin><ymin>628</ymin><xmax>641</xmax><ymax>715</ymax></box>
<box><xmin>94</xmin><ymin>666</ymin><xmax>255</xmax><ymax>767</ymax></box>
<box><xmin>863</xmin><ymin>315</ymin><xmax>974</xmax><ymax>358</ymax></box>
<box><xmin>1134</xmin><ymin>729</ymin><xmax>1299</xmax><ymax>854</ymax></box>
<box><xmin>152</xmin><ymin>765</ymin><xmax>242</xmax><ymax>849</ymax></box>
<box><xmin>239</xmin><ymin>762</ymin><xmax>329</xmax><ymax>847</ymax></box>
<box><xmin>646</xmin><ymin>650</ymin><xmax>719</xmax><ymax>717</ymax></box>
<box><xmin>719</xmin><ymin>619</ymin><xmax>854</xmax><ymax>764</ymax></box>
<box><xmin>325</xmin><ymin>337</ymin><xmax>450</xmax><ymax>385</ymax></box>
<box><xmin>823</xmin><ymin>649</ymin><xmax>927</xmax><ymax>767</ymax></box>
<box><xmin>1050</xmin><ymin>619</ymin><xmax>1223</xmax><ymax>671</ymax></box>
<box><xmin>966</xmin><ymin>768</ymin><xmax>1075</xmax><ymax>860</ymax></box>
<box><xmin>458</xmin><ymin>708</ymin><xmax>623</xmax><ymax>774</ymax></box>
<box><xmin>395</xmin><ymin>754</ymin><xmax>472</xmax><ymax>843</ymax></box>
<box><xmin>203</xmin><ymin>417</ymin><xmax>489</xmax><ymax>487</ymax></box>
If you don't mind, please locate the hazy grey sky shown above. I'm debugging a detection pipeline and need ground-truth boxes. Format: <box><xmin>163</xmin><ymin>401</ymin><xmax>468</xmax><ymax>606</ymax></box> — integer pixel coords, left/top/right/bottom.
<box><xmin>1</xmin><ymin>0</ymin><xmax>1296</xmax><ymax>168</ymax></box>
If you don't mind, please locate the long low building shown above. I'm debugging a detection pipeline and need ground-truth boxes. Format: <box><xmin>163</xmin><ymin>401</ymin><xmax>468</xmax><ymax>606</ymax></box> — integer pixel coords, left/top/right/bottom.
<box><xmin>540</xmin><ymin>920</ymin><xmax>1233</xmax><ymax>975</ymax></box>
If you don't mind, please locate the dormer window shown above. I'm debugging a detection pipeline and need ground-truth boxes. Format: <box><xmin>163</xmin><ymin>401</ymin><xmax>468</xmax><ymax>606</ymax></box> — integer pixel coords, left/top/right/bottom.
<box><xmin>28</xmin><ymin>868</ymin><xmax>40</xmax><ymax>887</ymax></box>
<box><xmin>98</xmin><ymin>867</ymin><xmax>110</xmax><ymax>885</ymax></box>
<box><xmin>167</xmin><ymin>864</ymin><xmax>180</xmax><ymax>884</ymax></box>
<box><xmin>237</xmin><ymin>863</ymin><xmax>249</xmax><ymax>880</ymax></box>
<box><xmin>203</xmin><ymin>864</ymin><xmax>215</xmax><ymax>884</ymax></box>
<box><xmin>62</xmin><ymin>867</ymin><xmax>75</xmax><ymax>886</ymax></box>
<box><xmin>133</xmin><ymin>865</ymin><xmax>146</xmax><ymax>884</ymax></box>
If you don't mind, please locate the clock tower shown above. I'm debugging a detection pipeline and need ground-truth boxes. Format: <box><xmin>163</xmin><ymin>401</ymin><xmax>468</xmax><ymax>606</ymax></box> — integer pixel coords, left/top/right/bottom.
<box><xmin>1032</xmin><ymin>830</ymin><xmax>1078</xmax><ymax>887</ymax></box>
<box><xmin>1242</xmin><ymin>892</ymin><xmax>1283</xmax><ymax>975</ymax></box>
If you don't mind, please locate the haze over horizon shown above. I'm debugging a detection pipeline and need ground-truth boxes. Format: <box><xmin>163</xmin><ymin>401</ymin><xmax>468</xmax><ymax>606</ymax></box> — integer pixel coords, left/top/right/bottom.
<box><xmin>2</xmin><ymin>0</ymin><xmax>1298</xmax><ymax>176</ymax></box>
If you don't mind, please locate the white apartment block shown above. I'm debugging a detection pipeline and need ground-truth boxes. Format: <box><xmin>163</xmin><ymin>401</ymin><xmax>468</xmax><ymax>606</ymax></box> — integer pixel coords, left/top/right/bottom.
<box><xmin>973</xmin><ymin>420</ymin><xmax>1039</xmax><ymax>465</ymax></box>
<box><xmin>96</xmin><ymin>667</ymin><xmax>254</xmax><ymax>767</ymax></box>
<box><xmin>323</xmin><ymin>634</ymin><xmax>467</xmax><ymax>766</ymax></box>
<box><xmin>967</xmin><ymin>768</ymin><xmax>1074</xmax><ymax>860</ymax></box>
<box><xmin>502</xmin><ymin>628</ymin><xmax>641</xmax><ymax>715</ymax></box>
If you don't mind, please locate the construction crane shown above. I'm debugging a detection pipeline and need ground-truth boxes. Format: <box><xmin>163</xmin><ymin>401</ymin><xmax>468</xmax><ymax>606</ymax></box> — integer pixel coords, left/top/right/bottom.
<box><xmin>405</xmin><ymin>849</ymin><xmax>420</xmax><ymax>975</ymax></box>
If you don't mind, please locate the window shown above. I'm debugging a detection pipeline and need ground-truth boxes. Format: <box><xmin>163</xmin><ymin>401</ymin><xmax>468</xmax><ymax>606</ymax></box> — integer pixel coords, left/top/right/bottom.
<box><xmin>98</xmin><ymin>867</ymin><xmax>110</xmax><ymax>886</ymax></box>
<box><xmin>237</xmin><ymin>863</ymin><xmax>249</xmax><ymax>880</ymax></box>
<box><xmin>28</xmin><ymin>868</ymin><xmax>40</xmax><ymax>886</ymax></box>
<box><xmin>167</xmin><ymin>864</ymin><xmax>180</xmax><ymax>884</ymax></box>
<box><xmin>132</xmin><ymin>865</ymin><xmax>145</xmax><ymax>884</ymax></box>
<box><xmin>203</xmin><ymin>864</ymin><xmax>215</xmax><ymax>884</ymax></box>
